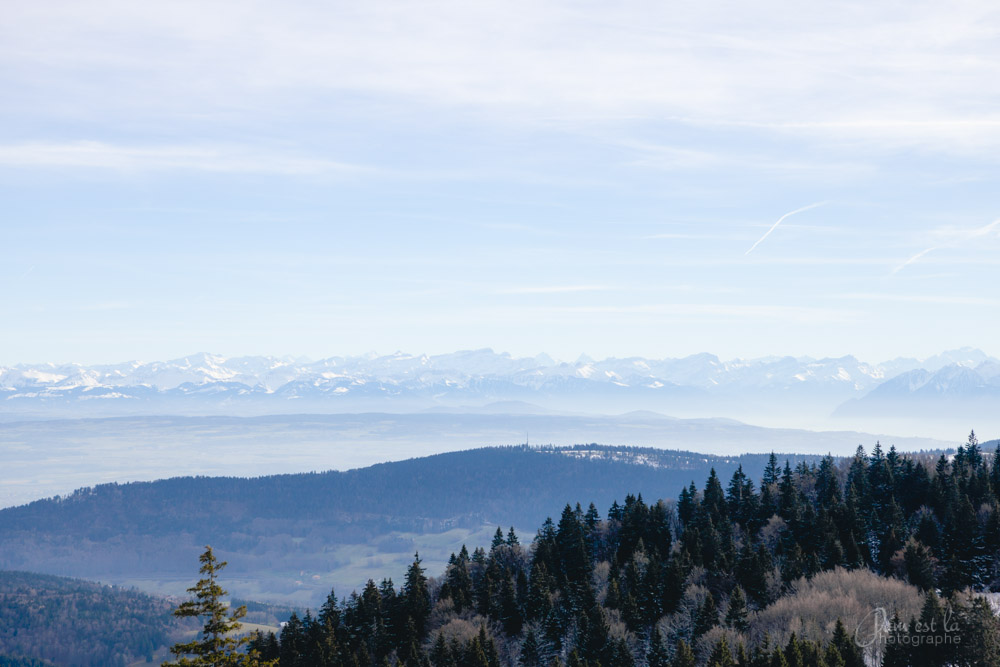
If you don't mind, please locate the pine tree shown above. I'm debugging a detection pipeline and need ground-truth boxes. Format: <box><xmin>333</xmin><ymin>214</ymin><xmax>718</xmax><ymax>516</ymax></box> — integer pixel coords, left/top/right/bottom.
<box><xmin>707</xmin><ymin>636</ymin><xmax>735</xmax><ymax>667</ymax></box>
<box><xmin>279</xmin><ymin>613</ymin><xmax>305</xmax><ymax>667</ymax></box>
<box><xmin>694</xmin><ymin>592</ymin><xmax>718</xmax><ymax>637</ymax></box>
<box><xmin>953</xmin><ymin>593</ymin><xmax>1000</xmax><ymax>666</ymax></box>
<box><xmin>500</xmin><ymin>576</ymin><xmax>524</xmax><ymax>636</ymax></box>
<box><xmin>760</xmin><ymin>454</ymin><xmax>780</xmax><ymax>521</ymax></box>
<box><xmin>520</xmin><ymin>628</ymin><xmax>541</xmax><ymax>667</ymax></box>
<box><xmin>402</xmin><ymin>553</ymin><xmax>431</xmax><ymax>637</ymax></box>
<box><xmin>831</xmin><ymin>619</ymin><xmax>863</xmax><ymax>667</ymax></box>
<box><xmin>671</xmin><ymin>640</ymin><xmax>696</xmax><ymax>667</ymax></box>
<box><xmin>431</xmin><ymin>632</ymin><xmax>453</xmax><ymax>667</ymax></box>
<box><xmin>821</xmin><ymin>643</ymin><xmax>844</xmax><ymax>667</ymax></box>
<box><xmin>911</xmin><ymin>592</ymin><xmax>949</xmax><ymax>667</ymax></box>
<box><xmin>465</xmin><ymin>629</ymin><xmax>491</xmax><ymax>667</ymax></box>
<box><xmin>902</xmin><ymin>538</ymin><xmax>936</xmax><ymax>591</ymax></box>
<box><xmin>492</xmin><ymin>527</ymin><xmax>506</xmax><ymax>550</ymax></box>
<box><xmin>647</xmin><ymin>629</ymin><xmax>669</xmax><ymax>667</ymax></box>
<box><xmin>678</xmin><ymin>483</ymin><xmax>697</xmax><ymax>526</ymax></box>
<box><xmin>724</xmin><ymin>586</ymin><xmax>750</xmax><ymax>633</ymax></box>
<box><xmin>613</xmin><ymin>637</ymin><xmax>634</xmax><ymax>667</ymax></box>
<box><xmin>165</xmin><ymin>545</ymin><xmax>271</xmax><ymax>666</ymax></box>
<box><xmin>783</xmin><ymin>633</ymin><xmax>803</xmax><ymax>667</ymax></box>
<box><xmin>880</xmin><ymin>613</ymin><xmax>908</xmax><ymax>667</ymax></box>
<box><xmin>704</xmin><ymin>469</ymin><xmax>729</xmax><ymax>524</ymax></box>
<box><xmin>815</xmin><ymin>455</ymin><xmax>842</xmax><ymax>507</ymax></box>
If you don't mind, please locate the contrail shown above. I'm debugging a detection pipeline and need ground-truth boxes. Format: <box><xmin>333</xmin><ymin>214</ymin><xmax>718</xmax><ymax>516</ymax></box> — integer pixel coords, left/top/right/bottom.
<box><xmin>893</xmin><ymin>217</ymin><xmax>1000</xmax><ymax>274</ymax></box>
<box><xmin>745</xmin><ymin>202</ymin><xmax>827</xmax><ymax>255</ymax></box>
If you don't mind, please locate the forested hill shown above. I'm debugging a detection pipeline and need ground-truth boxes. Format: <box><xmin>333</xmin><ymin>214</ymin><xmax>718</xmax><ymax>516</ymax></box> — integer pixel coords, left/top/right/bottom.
<box><xmin>0</xmin><ymin>446</ymin><xmax>826</xmax><ymax>538</ymax></box>
<box><xmin>0</xmin><ymin>570</ymin><xmax>185</xmax><ymax>666</ymax></box>
<box><xmin>0</xmin><ymin>446</ymin><xmax>828</xmax><ymax>602</ymax></box>
<box><xmin>248</xmin><ymin>435</ymin><xmax>1000</xmax><ymax>667</ymax></box>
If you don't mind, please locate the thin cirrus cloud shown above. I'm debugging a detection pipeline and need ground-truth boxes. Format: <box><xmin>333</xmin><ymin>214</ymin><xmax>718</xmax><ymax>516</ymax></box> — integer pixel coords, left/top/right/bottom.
<box><xmin>0</xmin><ymin>141</ymin><xmax>367</xmax><ymax>175</ymax></box>
<box><xmin>893</xmin><ymin>218</ymin><xmax>1000</xmax><ymax>274</ymax></box>
<box><xmin>509</xmin><ymin>302</ymin><xmax>857</xmax><ymax>325</ymax></box>
<box><xmin>744</xmin><ymin>202</ymin><xmax>827</xmax><ymax>255</ymax></box>
<box><xmin>831</xmin><ymin>293</ymin><xmax>1000</xmax><ymax>307</ymax></box>
<box><xmin>4</xmin><ymin>2</ymin><xmax>1000</xmax><ymax>154</ymax></box>
<box><xmin>495</xmin><ymin>285</ymin><xmax>611</xmax><ymax>295</ymax></box>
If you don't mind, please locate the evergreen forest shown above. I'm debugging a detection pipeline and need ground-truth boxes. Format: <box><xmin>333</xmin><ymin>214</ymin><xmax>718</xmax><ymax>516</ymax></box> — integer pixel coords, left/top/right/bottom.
<box><xmin>0</xmin><ymin>570</ymin><xmax>186</xmax><ymax>666</ymax></box>
<box><xmin>239</xmin><ymin>433</ymin><xmax>1000</xmax><ymax>667</ymax></box>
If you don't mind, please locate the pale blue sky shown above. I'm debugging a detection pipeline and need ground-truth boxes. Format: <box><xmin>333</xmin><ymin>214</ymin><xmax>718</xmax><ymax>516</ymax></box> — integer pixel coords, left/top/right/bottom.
<box><xmin>2</xmin><ymin>1</ymin><xmax>999</xmax><ymax>364</ymax></box>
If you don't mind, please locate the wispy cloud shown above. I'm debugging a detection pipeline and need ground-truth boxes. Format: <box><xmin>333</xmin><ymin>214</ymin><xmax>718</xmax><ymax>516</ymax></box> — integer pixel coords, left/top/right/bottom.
<box><xmin>510</xmin><ymin>303</ymin><xmax>855</xmax><ymax>325</ymax></box>
<box><xmin>893</xmin><ymin>218</ymin><xmax>1000</xmax><ymax>274</ymax></box>
<box><xmin>496</xmin><ymin>285</ymin><xmax>610</xmax><ymax>295</ymax></box>
<box><xmin>832</xmin><ymin>293</ymin><xmax>1000</xmax><ymax>306</ymax></box>
<box><xmin>745</xmin><ymin>202</ymin><xmax>827</xmax><ymax>255</ymax></box>
<box><xmin>0</xmin><ymin>141</ymin><xmax>367</xmax><ymax>175</ymax></box>
<box><xmin>15</xmin><ymin>265</ymin><xmax>36</xmax><ymax>283</ymax></box>
<box><xmin>5</xmin><ymin>2</ymin><xmax>1000</xmax><ymax>154</ymax></box>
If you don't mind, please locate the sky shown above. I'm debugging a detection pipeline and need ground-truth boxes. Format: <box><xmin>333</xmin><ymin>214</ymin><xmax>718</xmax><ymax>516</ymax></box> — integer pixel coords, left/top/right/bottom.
<box><xmin>2</xmin><ymin>0</ymin><xmax>1000</xmax><ymax>365</ymax></box>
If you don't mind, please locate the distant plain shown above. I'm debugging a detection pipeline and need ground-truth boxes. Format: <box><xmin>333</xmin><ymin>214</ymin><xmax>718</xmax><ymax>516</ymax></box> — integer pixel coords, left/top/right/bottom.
<box><xmin>0</xmin><ymin>411</ymin><xmax>951</xmax><ymax>508</ymax></box>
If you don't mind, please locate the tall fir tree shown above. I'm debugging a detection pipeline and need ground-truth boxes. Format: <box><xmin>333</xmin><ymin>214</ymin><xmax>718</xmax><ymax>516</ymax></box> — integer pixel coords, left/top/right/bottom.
<box><xmin>164</xmin><ymin>545</ymin><xmax>272</xmax><ymax>667</ymax></box>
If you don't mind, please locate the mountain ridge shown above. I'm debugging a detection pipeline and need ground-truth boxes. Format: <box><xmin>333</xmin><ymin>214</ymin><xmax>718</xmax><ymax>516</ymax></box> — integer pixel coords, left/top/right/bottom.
<box><xmin>2</xmin><ymin>347</ymin><xmax>996</xmax><ymax>422</ymax></box>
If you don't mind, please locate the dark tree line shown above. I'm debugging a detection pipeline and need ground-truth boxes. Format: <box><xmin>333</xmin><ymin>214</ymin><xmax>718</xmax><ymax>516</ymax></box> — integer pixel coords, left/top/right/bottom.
<box><xmin>248</xmin><ymin>433</ymin><xmax>1000</xmax><ymax>666</ymax></box>
<box><xmin>0</xmin><ymin>570</ymin><xmax>183</xmax><ymax>666</ymax></box>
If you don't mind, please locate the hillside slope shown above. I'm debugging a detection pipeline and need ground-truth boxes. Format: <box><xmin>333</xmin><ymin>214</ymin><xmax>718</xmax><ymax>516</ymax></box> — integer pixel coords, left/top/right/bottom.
<box><xmin>0</xmin><ymin>570</ymin><xmax>183</xmax><ymax>666</ymax></box>
<box><xmin>0</xmin><ymin>446</ymin><xmax>827</xmax><ymax>605</ymax></box>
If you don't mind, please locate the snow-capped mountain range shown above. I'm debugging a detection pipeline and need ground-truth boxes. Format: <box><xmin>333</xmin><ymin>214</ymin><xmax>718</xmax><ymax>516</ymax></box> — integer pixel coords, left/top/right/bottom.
<box><xmin>1</xmin><ymin>348</ymin><xmax>998</xmax><ymax>424</ymax></box>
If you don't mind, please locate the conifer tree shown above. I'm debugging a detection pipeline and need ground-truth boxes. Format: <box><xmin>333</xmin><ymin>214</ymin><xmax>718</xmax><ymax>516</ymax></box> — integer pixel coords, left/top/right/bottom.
<box><xmin>735</xmin><ymin>642</ymin><xmax>750</xmax><ymax>667</ymax></box>
<box><xmin>694</xmin><ymin>592</ymin><xmax>718</xmax><ymax>637</ymax></box>
<box><xmin>911</xmin><ymin>592</ymin><xmax>950</xmax><ymax>667</ymax></box>
<box><xmin>783</xmin><ymin>634</ymin><xmax>804</xmax><ymax>667</ymax></box>
<box><xmin>431</xmin><ymin>632</ymin><xmax>453</xmax><ymax>667</ymax></box>
<box><xmin>768</xmin><ymin>650</ymin><xmax>788</xmax><ymax>667</ymax></box>
<box><xmin>902</xmin><ymin>538</ymin><xmax>936</xmax><ymax>590</ymax></box>
<box><xmin>465</xmin><ymin>630</ymin><xmax>491</xmax><ymax>667</ymax></box>
<box><xmin>520</xmin><ymin>628</ymin><xmax>541</xmax><ymax>667</ymax></box>
<box><xmin>821</xmin><ymin>643</ymin><xmax>844</xmax><ymax>667</ymax></box>
<box><xmin>492</xmin><ymin>527</ymin><xmax>506</xmax><ymax>550</ymax></box>
<box><xmin>831</xmin><ymin>619</ymin><xmax>864</xmax><ymax>667</ymax></box>
<box><xmin>704</xmin><ymin>469</ymin><xmax>729</xmax><ymax>524</ymax></box>
<box><xmin>953</xmin><ymin>593</ymin><xmax>1000</xmax><ymax>666</ymax></box>
<box><xmin>815</xmin><ymin>455</ymin><xmax>842</xmax><ymax>507</ymax></box>
<box><xmin>165</xmin><ymin>545</ymin><xmax>271</xmax><ymax>667</ymax></box>
<box><xmin>880</xmin><ymin>613</ymin><xmax>908</xmax><ymax>667</ymax></box>
<box><xmin>677</xmin><ymin>483</ymin><xmax>698</xmax><ymax>526</ymax></box>
<box><xmin>670</xmin><ymin>640</ymin><xmax>696</xmax><ymax>667</ymax></box>
<box><xmin>500</xmin><ymin>576</ymin><xmax>524</xmax><ymax>636</ymax></box>
<box><xmin>402</xmin><ymin>554</ymin><xmax>431</xmax><ymax>638</ymax></box>
<box><xmin>278</xmin><ymin>613</ymin><xmax>304</xmax><ymax>666</ymax></box>
<box><xmin>613</xmin><ymin>637</ymin><xmax>634</xmax><ymax>667</ymax></box>
<box><xmin>646</xmin><ymin>629</ymin><xmax>669</xmax><ymax>667</ymax></box>
<box><xmin>707</xmin><ymin>636</ymin><xmax>735</xmax><ymax>667</ymax></box>
<box><xmin>397</xmin><ymin>617</ymin><xmax>423</xmax><ymax>666</ymax></box>
<box><xmin>647</xmin><ymin>501</ymin><xmax>673</xmax><ymax>558</ymax></box>
<box><xmin>724</xmin><ymin>585</ymin><xmax>750</xmax><ymax>632</ymax></box>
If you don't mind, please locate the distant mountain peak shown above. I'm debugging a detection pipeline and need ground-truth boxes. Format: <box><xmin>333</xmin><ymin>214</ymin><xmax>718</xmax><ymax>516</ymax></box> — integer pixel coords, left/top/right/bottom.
<box><xmin>1</xmin><ymin>349</ymin><xmax>997</xmax><ymax>422</ymax></box>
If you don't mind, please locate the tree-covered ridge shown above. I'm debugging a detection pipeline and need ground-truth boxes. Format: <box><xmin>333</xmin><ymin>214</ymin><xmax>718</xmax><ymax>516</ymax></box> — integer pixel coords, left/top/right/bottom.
<box><xmin>0</xmin><ymin>446</ymin><xmax>826</xmax><ymax>596</ymax></box>
<box><xmin>250</xmin><ymin>433</ymin><xmax>1000</xmax><ymax>666</ymax></box>
<box><xmin>0</xmin><ymin>570</ymin><xmax>186</xmax><ymax>667</ymax></box>
<box><xmin>0</xmin><ymin>446</ymin><xmax>820</xmax><ymax>538</ymax></box>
